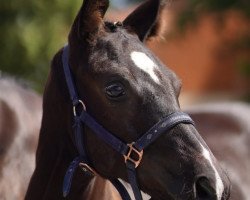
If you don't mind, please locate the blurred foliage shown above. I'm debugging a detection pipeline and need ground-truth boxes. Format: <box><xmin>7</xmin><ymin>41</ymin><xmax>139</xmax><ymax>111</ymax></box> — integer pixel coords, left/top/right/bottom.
<box><xmin>0</xmin><ymin>0</ymin><xmax>143</xmax><ymax>92</ymax></box>
<box><xmin>0</xmin><ymin>0</ymin><xmax>82</xmax><ymax>92</ymax></box>
<box><xmin>233</xmin><ymin>35</ymin><xmax>250</xmax><ymax>77</ymax></box>
<box><xmin>238</xmin><ymin>59</ymin><xmax>250</xmax><ymax>77</ymax></box>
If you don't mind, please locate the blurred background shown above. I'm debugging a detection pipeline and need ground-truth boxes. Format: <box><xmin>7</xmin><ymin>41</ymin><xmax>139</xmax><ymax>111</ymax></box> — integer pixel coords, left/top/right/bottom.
<box><xmin>0</xmin><ymin>0</ymin><xmax>249</xmax><ymax>105</ymax></box>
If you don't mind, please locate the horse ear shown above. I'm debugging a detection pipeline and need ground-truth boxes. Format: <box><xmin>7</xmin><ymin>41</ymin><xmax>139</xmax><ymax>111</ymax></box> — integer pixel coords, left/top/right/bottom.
<box><xmin>70</xmin><ymin>0</ymin><xmax>109</xmax><ymax>43</ymax></box>
<box><xmin>123</xmin><ymin>0</ymin><xmax>167</xmax><ymax>42</ymax></box>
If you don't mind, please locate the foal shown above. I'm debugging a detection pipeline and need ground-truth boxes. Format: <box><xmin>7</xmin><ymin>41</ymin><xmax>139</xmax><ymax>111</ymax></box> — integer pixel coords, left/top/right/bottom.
<box><xmin>26</xmin><ymin>0</ymin><xmax>230</xmax><ymax>199</ymax></box>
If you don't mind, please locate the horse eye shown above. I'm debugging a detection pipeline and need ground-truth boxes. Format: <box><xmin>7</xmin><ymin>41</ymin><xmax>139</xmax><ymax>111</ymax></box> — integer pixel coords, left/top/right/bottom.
<box><xmin>105</xmin><ymin>83</ymin><xmax>125</xmax><ymax>99</ymax></box>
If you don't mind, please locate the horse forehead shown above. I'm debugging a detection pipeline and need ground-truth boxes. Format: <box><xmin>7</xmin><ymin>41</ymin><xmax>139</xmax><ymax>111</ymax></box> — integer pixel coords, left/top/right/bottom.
<box><xmin>94</xmin><ymin>33</ymin><xmax>174</xmax><ymax>85</ymax></box>
<box><xmin>130</xmin><ymin>51</ymin><xmax>160</xmax><ymax>84</ymax></box>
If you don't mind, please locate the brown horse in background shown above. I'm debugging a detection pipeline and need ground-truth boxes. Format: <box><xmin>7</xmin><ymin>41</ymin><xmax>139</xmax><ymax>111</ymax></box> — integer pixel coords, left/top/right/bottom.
<box><xmin>0</xmin><ymin>76</ymin><xmax>42</xmax><ymax>199</ymax></box>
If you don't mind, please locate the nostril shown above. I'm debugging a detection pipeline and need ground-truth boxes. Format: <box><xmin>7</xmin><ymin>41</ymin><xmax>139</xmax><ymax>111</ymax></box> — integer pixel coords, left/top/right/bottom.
<box><xmin>195</xmin><ymin>177</ymin><xmax>216</xmax><ymax>199</ymax></box>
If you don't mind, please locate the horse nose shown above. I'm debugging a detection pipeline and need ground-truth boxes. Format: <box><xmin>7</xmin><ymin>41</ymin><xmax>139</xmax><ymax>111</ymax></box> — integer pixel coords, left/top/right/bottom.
<box><xmin>194</xmin><ymin>176</ymin><xmax>217</xmax><ymax>200</ymax></box>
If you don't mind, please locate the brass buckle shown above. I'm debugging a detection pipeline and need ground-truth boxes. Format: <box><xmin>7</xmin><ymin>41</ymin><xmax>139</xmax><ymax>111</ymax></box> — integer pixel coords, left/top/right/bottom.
<box><xmin>79</xmin><ymin>163</ymin><xmax>97</xmax><ymax>176</ymax></box>
<box><xmin>73</xmin><ymin>100</ymin><xmax>86</xmax><ymax>117</ymax></box>
<box><xmin>124</xmin><ymin>142</ymin><xmax>143</xmax><ymax>168</ymax></box>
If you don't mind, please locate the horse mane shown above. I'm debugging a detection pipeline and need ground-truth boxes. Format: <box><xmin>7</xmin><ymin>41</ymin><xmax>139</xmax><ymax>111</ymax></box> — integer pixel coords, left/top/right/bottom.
<box><xmin>0</xmin><ymin>75</ymin><xmax>42</xmax><ymax>200</ymax></box>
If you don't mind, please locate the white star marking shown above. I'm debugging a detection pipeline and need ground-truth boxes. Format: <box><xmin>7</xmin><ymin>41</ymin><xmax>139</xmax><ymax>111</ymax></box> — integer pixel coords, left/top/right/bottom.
<box><xmin>130</xmin><ymin>51</ymin><xmax>160</xmax><ymax>84</ymax></box>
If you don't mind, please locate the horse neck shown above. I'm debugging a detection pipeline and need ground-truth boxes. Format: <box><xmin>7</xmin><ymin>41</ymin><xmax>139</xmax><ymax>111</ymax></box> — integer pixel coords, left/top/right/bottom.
<box><xmin>25</xmin><ymin>51</ymin><xmax>94</xmax><ymax>200</ymax></box>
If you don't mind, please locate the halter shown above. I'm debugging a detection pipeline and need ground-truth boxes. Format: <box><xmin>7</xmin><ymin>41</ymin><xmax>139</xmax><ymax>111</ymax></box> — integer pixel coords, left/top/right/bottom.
<box><xmin>62</xmin><ymin>45</ymin><xmax>195</xmax><ymax>200</ymax></box>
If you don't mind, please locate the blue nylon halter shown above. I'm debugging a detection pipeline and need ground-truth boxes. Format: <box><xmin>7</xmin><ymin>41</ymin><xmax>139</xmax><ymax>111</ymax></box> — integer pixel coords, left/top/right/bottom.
<box><xmin>62</xmin><ymin>45</ymin><xmax>195</xmax><ymax>200</ymax></box>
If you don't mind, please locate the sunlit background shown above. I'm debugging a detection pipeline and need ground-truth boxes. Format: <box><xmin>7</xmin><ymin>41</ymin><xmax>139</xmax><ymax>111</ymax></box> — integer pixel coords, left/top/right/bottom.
<box><xmin>0</xmin><ymin>0</ymin><xmax>249</xmax><ymax>103</ymax></box>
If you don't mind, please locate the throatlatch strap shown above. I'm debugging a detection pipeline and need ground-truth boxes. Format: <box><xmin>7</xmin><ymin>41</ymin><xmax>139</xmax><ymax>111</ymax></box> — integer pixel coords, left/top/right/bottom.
<box><xmin>110</xmin><ymin>179</ymin><xmax>132</xmax><ymax>200</ymax></box>
<box><xmin>126</xmin><ymin>162</ymin><xmax>143</xmax><ymax>200</ymax></box>
<box><xmin>62</xmin><ymin>116</ymin><xmax>91</xmax><ymax>197</ymax></box>
<box><xmin>63</xmin><ymin>157</ymin><xmax>83</xmax><ymax>197</ymax></box>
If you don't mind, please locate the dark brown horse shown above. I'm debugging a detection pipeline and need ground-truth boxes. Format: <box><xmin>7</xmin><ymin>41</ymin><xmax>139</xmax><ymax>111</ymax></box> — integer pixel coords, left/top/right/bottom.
<box><xmin>25</xmin><ymin>0</ymin><xmax>231</xmax><ymax>199</ymax></box>
<box><xmin>0</xmin><ymin>76</ymin><xmax>42</xmax><ymax>199</ymax></box>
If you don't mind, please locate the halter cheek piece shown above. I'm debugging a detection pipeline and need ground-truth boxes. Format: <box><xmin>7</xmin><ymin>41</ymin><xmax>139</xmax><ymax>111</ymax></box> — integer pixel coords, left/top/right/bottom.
<box><xmin>62</xmin><ymin>45</ymin><xmax>195</xmax><ymax>200</ymax></box>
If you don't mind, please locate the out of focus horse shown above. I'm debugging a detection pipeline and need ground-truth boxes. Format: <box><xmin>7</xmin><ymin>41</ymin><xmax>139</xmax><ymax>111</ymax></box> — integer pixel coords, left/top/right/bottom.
<box><xmin>187</xmin><ymin>102</ymin><xmax>250</xmax><ymax>200</ymax></box>
<box><xmin>0</xmin><ymin>76</ymin><xmax>42</xmax><ymax>200</ymax></box>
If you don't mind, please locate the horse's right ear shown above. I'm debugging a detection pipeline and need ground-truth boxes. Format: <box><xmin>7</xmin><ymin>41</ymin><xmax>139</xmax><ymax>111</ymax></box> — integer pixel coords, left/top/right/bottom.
<box><xmin>70</xmin><ymin>0</ymin><xmax>109</xmax><ymax>44</ymax></box>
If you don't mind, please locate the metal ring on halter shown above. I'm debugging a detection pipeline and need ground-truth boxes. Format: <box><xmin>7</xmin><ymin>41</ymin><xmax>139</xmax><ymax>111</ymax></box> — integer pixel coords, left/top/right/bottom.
<box><xmin>73</xmin><ymin>100</ymin><xmax>86</xmax><ymax>116</ymax></box>
<box><xmin>124</xmin><ymin>142</ymin><xmax>143</xmax><ymax>168</ymax></box>
<box><xmin>79</xmin><ymin>163</ymin><xmax>97</xmax><ymax>176</ymax></box>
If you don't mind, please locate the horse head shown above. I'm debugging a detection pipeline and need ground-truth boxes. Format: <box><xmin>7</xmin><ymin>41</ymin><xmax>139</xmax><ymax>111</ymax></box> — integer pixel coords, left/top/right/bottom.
<box><xmin>26</xmin><ymin>0</ymin><xmax>231</xmax><ymax>199</ymax></box>
<box><xmin>64</xmin><ymin>0</ymin><xmax>231</xmax><ymax>199</ymax></box>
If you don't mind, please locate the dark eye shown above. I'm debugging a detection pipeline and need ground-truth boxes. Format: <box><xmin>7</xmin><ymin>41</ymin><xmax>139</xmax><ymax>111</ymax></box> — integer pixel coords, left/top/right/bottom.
<box><xmin>105</xmin><ymin>82</ymin><xmax>125</xmax><ymax>99</ymax></box>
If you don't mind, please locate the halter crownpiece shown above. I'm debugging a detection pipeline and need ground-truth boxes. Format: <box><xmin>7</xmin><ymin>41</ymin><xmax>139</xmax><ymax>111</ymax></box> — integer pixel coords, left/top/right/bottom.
<box><xmin>62</xmin><ymin>45</ymin><xmax>195</xmax><ymax>200</ymax></box>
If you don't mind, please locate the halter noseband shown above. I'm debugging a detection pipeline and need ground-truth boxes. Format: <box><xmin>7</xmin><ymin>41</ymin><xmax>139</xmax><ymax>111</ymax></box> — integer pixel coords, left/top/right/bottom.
<box><xmin>62</xmin><ymin>45</ymin><xmax>195</xmax><ymax>200</ymax></box>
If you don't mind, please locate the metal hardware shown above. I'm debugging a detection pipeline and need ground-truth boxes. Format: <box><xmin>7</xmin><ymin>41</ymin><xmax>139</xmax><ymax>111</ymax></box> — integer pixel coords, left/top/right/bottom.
<box><xmin>79</xmin><ymin>163</ymin><xmax>97</xmax><ymax>176</ymax></box>
<box><xmin>73</xmin><ymin>100</ymin><xmax>86</xmax><ymax>116</ymax></box>
<box><xmin>124</xmin><ymin>143</ymin><xmax>143</xmax><ymax>168</ymax></box>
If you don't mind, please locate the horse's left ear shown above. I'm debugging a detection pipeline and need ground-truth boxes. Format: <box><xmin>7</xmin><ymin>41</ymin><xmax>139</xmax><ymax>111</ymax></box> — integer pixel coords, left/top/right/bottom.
<box><xmin>123</xmin><ymin>0</ymin><xmax>167</xmax><ymax>42</ymax></box>
<box><xmin>70</xmin><ymin>0</ymin><xmax>109</xmax><ymax>45</ymax></box>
